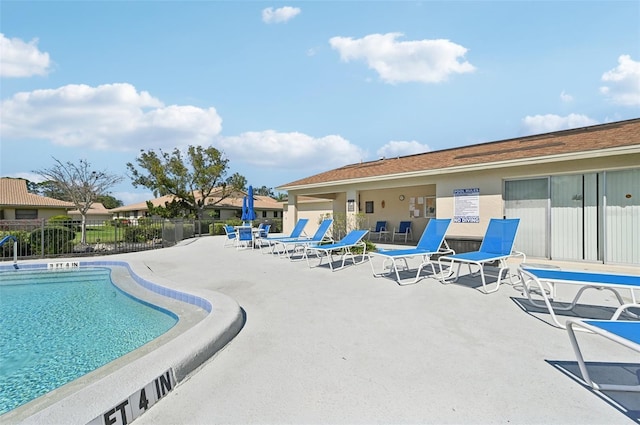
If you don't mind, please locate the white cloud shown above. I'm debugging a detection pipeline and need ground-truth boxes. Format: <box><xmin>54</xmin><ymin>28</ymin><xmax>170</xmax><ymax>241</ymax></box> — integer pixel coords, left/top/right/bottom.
<box><xmin>377</xmin><ymin>140</ymin><xmax>430</xmax><ymax>158</ymax></box>
<box><xmin>329</xmin><ymin>32</ymin><xmax>475</xmax><ymax>84</ymax></box>
<box><xmin>0</xmin><ymin>33</ymin><xmax>52</xmax><ymax>78</ymax></box>
<box><xmin>4</xmin><ymin>172</ymin><xmax>45</xmax><ymax>183</ymax></box>
<box><xmin>0</xmin><ymin>83</ymin><xmax>223</xmax><ymax>151</ymax></box>
<box><xmin>262</xmin><ymin>6</ymin><xmax>301</xmax><ymax>24</ymax></box>
<box><xmin>599</xmin><ymin>55</ymin><xmax>640</xmax><ymax>106</ymax></box>
<box><xmin>217</xmin><ymin>130</ymin><xmax>366</xmax><ymax>171</ymax></box>
<box><xmin>521</xmin><ymin>113</ymin><xmax>599</xmax><ymax>135</ymax></box>
<box><xmin>560</xmin><ymin>90</ymin><xmax>573</xmax><ymax>103</ymax></box>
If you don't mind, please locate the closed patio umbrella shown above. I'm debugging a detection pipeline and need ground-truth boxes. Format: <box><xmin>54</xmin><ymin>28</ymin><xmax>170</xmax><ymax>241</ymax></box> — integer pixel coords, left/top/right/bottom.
<box><xmin>241</xmin><ymin>196</ymin><xmax>249</xmax><ymax>223</ymax></box>
<box><xmin>246</xmin><ymin>185</ymin><xmax>257</xmax><ymax>224</ymax></box>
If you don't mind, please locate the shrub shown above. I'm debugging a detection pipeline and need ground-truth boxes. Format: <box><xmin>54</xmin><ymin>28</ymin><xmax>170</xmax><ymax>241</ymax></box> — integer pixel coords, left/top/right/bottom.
<box><xmin>210</xmin><ymin>223</ymin><xmax>226</xmax><ymax>235</ymax></box>
<box><xmin>184</xmin><ymin>223</ymin><xmax>195</xmax><ymax>239</ymax></box>
<box><xmin>114</xmin><ymin>219</ymin><xmax>130</xmax><ymax>227</ymax></box>
<box><xmin>49</xmin><ymin>215</ymin><xmax>72</xmax><ymax>223</ymax></box>
<box><xmin>225</xmin><ymin>218</ymin><xmax>243</xmax><ymax>227</ymax></box>
<box><xmin>0</xmin><ymin>230</ymin><xmax>32</xmax><ymax>257</ymax></box>
<box><xmin>137</xmin><ymin>217</ymin><xmax>152</xmax><ymax>226</ymax></box>
<box><xmin>351</xmin><ymin>239</ymin><xmax>377</xmax><ymax>255</ymax></box>
<box><xmin>123</xmin><ymin>225</ymin><xmax>162</xmax><ymax>243</ymax></box>
<box><xmin>48</xmin><ymin>215</ymin><xmax>77</xmax><ymax>230</ymax></box>
<box><xmin>30</xmin><ymin>226</ymin><xmax>76</xmax><ymax>255</ymax></box>
<box><xmin>270</xmin><ymin>219</ymin><xmax>283</xmax><ymax>233</ymax></box>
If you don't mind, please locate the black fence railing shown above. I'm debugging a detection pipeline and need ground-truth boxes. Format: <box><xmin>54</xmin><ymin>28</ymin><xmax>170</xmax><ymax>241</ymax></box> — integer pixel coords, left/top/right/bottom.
<box><xmin>0</xmin><ymin>218</ymin><xmax>203</xmax><ymax>261</ymax></box>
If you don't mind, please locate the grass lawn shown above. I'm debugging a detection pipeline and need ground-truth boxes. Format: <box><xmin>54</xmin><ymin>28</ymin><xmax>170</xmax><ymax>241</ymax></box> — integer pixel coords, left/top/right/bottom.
<box><xmin>74</xmin><ymin>226</ymin><xmax>124</xmax><ymax>244</ymax></box>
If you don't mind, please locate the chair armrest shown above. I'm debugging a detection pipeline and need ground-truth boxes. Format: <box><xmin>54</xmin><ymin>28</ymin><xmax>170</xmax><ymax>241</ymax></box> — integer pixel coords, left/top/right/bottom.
<box><xmin>611</xmin><ymin>303</ymin><xmax>640</xmax><ymax>320</ymax></box>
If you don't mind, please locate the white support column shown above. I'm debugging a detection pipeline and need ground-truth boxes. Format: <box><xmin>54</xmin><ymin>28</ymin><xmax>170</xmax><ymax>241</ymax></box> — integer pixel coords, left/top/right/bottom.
<box><xmin>345</xmin><ymin>188</ymin><xmax>358</xmax><ymax>231</ymax></box>
<box><xmin>285</xmin><ymin>194</ymin><xmax>298</xmax><ymax>234</ymax></box>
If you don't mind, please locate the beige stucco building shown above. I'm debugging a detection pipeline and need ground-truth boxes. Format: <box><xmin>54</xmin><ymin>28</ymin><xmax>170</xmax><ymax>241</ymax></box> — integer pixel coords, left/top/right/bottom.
<box><xmin>278</xmin><ymin>119</ymin><xmax>640</xmax><ymax>266</ymax></box>
<box><xmin>0</xmin><ymin>178</ymin><xmax>75</xmax><ymax>220</ymax></box>
<box><xmin>110</xmin><ymin>191</ymin><xmax>283</xmax><ymax>224</ymax></box>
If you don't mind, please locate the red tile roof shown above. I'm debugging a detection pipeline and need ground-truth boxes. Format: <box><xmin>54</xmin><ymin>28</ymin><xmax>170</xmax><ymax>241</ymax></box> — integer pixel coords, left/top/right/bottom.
<box><xmin>110</xmin><ymin>192</ymin><xmax>282</xmax><ymax>213</ymax></box>
<box><xmin>67</xmin><ymin>202</ymin><xmax>111</xmax><ymax>215</ymax></box>
<box><xmin>279</xmin><ymin>118</ymin><xmax>640</xmax><ymax>188</ymax></box>
<box><xmin>0</xmin><ymin>178</ymin><xmax>75</xmax><ymax>208</ymax></box>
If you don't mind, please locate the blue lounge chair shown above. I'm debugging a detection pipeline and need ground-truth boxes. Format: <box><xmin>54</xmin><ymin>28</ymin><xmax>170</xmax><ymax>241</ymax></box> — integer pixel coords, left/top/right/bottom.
<box><xmin>369</xmin><ymin>218</ymin><xmax>453</xmax><ymax>285</ymax></box>
<box><xmin>305</xmin><ymin>229</ymin><xmax>369</xmax><ymax>271</ymax></box>
<box><xmin>257</xmin><ymin>219</ymin><xmax>309</xmax><ymax>252</ymax></box>
<box><xmin>566</xmin><ymin>303</ymin><xmax>640</xmax><ymax>392</ymax></box>
<box><xmin>518</xmin><ymin>267</ymin><xmax>640</xmax><ymax>329</ymax></box>
<box><xmin>369</xmin><ymin>221</ymin><xmax>388</xmax><ymax>241</ymax></box>
<box><xmin>222</xmin><ymin>224</ymin><xmax>237</xmax><ymax>247</ymax></box>
<box><xmin>438</xmin><ymin>218</ymin><xmax>525</xmax><ymax>293</ymax></box>
<box><xmin>392</xmin><ymin>221</ymin><xmax>412</xmax><ymax>243</ymax></box>
<box><xmin>272</xmin><ymin>219</ymin><xmax>334</xmax><ymax>259</ymax></box>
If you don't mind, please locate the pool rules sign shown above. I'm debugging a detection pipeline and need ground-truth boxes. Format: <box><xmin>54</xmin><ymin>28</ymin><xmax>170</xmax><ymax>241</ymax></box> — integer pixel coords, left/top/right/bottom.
<box><xmin>453</xmin><ymin>188</ymin><xmax>480</xmax><ymax>223</ymax></box>
<box><xmin>87</xmin><ymin>369</ymin><xmax>175</xmax><ymax>425</ymax></box>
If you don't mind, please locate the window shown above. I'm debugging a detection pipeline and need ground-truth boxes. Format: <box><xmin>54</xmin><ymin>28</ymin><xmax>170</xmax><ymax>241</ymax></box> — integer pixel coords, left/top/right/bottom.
<box><xmin>365</xmin><ymin>201</ymin><xmax>374</xmax><ymax>214</ymax></box>
<box><xmin>262</xmin><ymin>211</ymin><xmax>267</xmax><ymax>218</ymax></box>
<box><xmin>273</xmin><ymin>211</ymin><xmax>278</xmax><ymax>218</ymax></box>
<box><xmin>15</xmin><ymin>209</ymin><xmax>37</xmax><ymax>219</ymax></box>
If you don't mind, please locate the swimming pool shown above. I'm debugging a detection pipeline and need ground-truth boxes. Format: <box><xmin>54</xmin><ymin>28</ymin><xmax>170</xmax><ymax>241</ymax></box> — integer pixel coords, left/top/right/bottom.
<box><xmin>0</xmin><ymin>258</ymin><xmax>241</xmax><ymax>425</ymax></box>
<box><xmin>0</xmin><ymin>266</ymin><xmax>178</xmax><ymax>414</ymax></box>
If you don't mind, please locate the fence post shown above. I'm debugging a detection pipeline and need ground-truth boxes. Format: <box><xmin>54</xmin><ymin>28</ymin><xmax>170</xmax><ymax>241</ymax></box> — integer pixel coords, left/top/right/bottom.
<box><xmin>40</xmin><ymin>219</ymin><xmax>45</xmax><ymax>259</ymax></box>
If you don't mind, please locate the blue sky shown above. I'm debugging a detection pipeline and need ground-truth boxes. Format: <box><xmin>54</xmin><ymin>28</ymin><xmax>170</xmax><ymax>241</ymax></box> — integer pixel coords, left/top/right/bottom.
<box><xmin>1</xmin><ymin>1</ymin><xmax>639</xmax><ymax>205</ymax></box>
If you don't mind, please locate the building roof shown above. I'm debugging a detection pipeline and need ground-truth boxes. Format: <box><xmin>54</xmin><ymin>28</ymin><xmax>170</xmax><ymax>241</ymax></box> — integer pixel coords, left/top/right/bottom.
<box><xmin>0</xmin><ymin>178</ymin><xmax>75</xmax><ymax>208</ymax></box>
<box><xmin>67</xmin><ymin>202</ymin><xmax>111</xmax><ymax>215</ymax></box>
<box><xmin>110</xmin><ymin>192</ymin><xmax>283</xmax><ymax>213</ymax></box>
<box><xmin>279</xmin><ymin>118</ymin><xmax>640</xmax><ymax>189</ymax></box>
<box><xmin>109</xmin><ymin>195</ymin><xmax>175</xmax><ymax>213</ymax></box>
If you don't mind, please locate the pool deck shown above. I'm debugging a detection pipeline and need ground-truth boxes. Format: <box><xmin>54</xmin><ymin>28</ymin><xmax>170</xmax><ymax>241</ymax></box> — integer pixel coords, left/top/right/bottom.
<box><xmin>6</xmin><ymin>235</ymin><xmax>640</xmax><ymax>424</ymax></box>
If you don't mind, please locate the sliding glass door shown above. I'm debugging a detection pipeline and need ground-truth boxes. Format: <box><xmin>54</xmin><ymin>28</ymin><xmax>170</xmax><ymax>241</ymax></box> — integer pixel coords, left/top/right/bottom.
<box><xmin>506</xmin><ymin>168</ymin><xmax>638</xmax><ymax>264</ymax></box>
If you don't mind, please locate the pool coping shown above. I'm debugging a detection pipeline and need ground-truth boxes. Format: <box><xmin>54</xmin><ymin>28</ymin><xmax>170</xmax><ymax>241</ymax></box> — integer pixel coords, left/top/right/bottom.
<box><xmin>0</xmin><ymin>259</ymin><xmax>244</xmax><ymax>425</ymax></box>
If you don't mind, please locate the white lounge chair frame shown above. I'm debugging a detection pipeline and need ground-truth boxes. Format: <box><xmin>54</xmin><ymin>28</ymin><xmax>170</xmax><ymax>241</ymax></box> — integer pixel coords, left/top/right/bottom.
<box><xmin>369</xmin><ymin>218</ymin><xmax>453</xmax><ymax>285</ymax></box>
<box><xmin>272</xmin><ymin>219</ymin><xmax>334</xmax><ymax>259</ymax></box>
<box><xmin>305</xmin><ymin>230</ymin><xmax>369</xmax><ymax>271</ymax></box>
<box><xmin>518</xmin><ymin>267</ymin><xmax>640</xmax><ymax>329</ymax></box>
<box><xmin>257</xmin><ymin>219</ymin><xmax>309</xmax><ymax>254</ymax></box>
<box><xmin>566</xmin><ymin>304</ymin><xmax>640</xmax><ymax>392</ymax></box>
<box><xmin>438</xmin><ymin>218</ymin><xmax>525</xmax><ymax>294</ymax></box>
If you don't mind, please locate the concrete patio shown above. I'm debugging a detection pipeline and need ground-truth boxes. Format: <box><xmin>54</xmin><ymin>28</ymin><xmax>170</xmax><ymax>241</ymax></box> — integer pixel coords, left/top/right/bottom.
<box><xmin>11</xmin><ymin>235</ymin><xmax>640</xmax><ymax>424</ymax></box>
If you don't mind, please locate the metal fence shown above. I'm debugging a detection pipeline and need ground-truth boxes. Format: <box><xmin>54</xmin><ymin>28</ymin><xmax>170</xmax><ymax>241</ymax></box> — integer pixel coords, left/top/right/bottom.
<box><xmin>0</xmin><ymin>218</ymin><xmax>205</xmax><ymax>262</ymax></box>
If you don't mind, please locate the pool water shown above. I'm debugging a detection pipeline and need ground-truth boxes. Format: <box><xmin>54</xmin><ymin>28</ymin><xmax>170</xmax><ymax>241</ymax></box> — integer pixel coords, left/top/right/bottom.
<box><xmin>0</xmin><ymin>267</ymin><xmax>178</xmax><ymax>414</ymax></box>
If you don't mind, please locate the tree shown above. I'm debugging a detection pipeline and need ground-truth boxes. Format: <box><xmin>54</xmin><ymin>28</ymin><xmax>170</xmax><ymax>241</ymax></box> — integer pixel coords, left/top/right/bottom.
<box><xmin>254</xmin><ymin>186</ymin><xmax>274</xmax><ymax>197</ymax></box>
<box><xmin>31</xmin><ymin>180</ymin><xmax>70</xmax><ymax>200</ymax></box>
<box><xmin>96</xmin><ymin>194</ymin><xmax>123</xmax><ymax>209</ymax></box>
<box><xmin>34</xmin><ymin>158</ymin><xmax>123</xmax><ymax>244</ymax></box>
<box><xmin>126</xmin><ymin>145</ymin><xmax>246</xmax><ymax>219</ymax></box>
<box><xmin>274</xmin><ymin>191</ymin><xmax>288</xmax><ymax>202</ymax></box>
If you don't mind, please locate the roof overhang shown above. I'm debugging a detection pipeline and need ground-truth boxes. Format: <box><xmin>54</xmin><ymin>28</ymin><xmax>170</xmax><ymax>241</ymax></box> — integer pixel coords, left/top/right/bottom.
<box><xmin>279</xmin><ymin>145</ymin><xmax>640</xmax><ymax>192</ymax></box>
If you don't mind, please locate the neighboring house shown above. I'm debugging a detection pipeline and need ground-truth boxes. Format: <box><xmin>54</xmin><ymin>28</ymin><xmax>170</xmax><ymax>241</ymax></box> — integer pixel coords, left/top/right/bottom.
<box><xmin>0</xmin><ymin>178</ymin><xmax>74</xmax><ymax>220</ymax></box>
<box><xmin>278</xmin><ymin>118</ymin><xmax>640</xmax><ymax>266</ymax></box>
<box><xmin>67</xmin><ymin>202</ymin><xmax>112</xmax><ymax>224</ymax></box>
<box><xmin>110</xmin><ymin>190</ymin><xmax>283</xmax><ymax>223</ymax></box>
